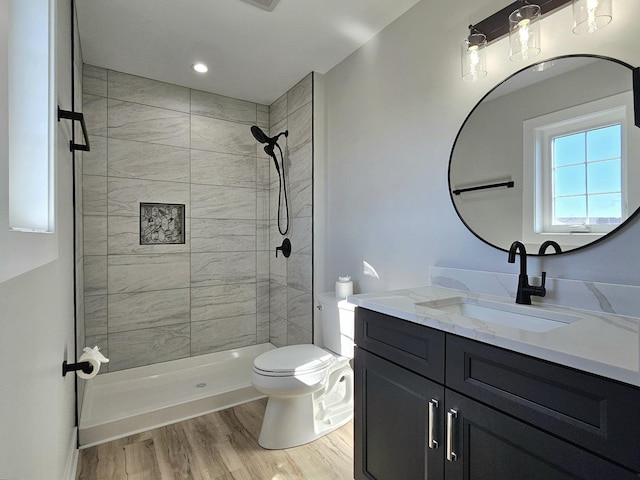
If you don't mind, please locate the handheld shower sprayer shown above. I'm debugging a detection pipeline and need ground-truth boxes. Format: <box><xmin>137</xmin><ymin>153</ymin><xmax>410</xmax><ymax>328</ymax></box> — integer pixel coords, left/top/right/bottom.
<box><xmin>250</xmin><ymin>125</ymin><xmax>290</xmax><ymax>236</ymax></box>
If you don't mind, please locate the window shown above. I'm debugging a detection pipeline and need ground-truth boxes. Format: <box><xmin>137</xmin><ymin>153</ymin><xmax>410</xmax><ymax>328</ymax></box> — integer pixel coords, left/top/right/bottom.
<box><xmin>1</xmin><ymin>0</ymin><xmax>57</xmax><ymax>283</ymax></box>
<box><xmin>522</xmin><ymin>92</ymin><xmax>631</xmax><ymax>247</ymax></box>
<box><xmin>8</xmin><ymin>0</ymin><xmax>55</xmax><ymax>232</ymax></box>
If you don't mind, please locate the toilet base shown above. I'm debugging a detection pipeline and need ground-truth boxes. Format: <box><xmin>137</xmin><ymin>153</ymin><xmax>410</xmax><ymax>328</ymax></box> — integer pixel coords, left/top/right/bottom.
<box><xmin>257</xmin><ymin>364</ymin><xmax>354</xmax><ymax>450</ymax></box>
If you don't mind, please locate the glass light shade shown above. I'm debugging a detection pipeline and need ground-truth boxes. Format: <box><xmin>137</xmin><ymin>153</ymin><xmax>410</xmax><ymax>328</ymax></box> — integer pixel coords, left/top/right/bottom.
<box><xmin>572</xmin><ymin>0</ymin><xmax>612</xmax><ymax>34</ymax></box>
<box><xmin>509</xmin><ymin>4</ymin><xmax>541</xmax><ymax>62</ymax></box>
<box><xmin>461</xmin><ymin>32</ymin><xmax>487</xmax><ymax>82</ymax></box>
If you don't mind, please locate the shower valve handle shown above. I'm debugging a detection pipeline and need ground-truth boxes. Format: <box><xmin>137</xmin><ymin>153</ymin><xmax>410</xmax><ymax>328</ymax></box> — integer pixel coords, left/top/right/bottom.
<box><xmin>276</xmin><ymin>238</ymin><xmax>291</xmax><ymax>258</ymax></box>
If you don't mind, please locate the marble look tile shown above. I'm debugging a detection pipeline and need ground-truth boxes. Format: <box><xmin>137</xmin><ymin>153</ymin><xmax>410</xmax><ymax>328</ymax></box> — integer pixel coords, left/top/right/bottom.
<box><xmin>257</xmin><ymin>104</ymin><xmax>269</xmax><ymax>129</ymax></box>
<box><xmin>107</xmin><ymin>215</ymin><xmax>190</xmax><ymax>255</ymax></box>
<box><xmin>191</xmin><ymin>90</ymin><xmax>257</xmax><ymax>125</ymax></box>
<box><xmin>270</xmin><ymin>282</ymin><xmax>287</xmax><ymax>319</ymax></box>
<box><xmin>191</xmin><ymin>315</ymin><xmax>257</xmax><ymax>355</ymax></box>
<box><xmin>190</xmin><ymin>184</ymin><xmax>255</xmax><ymax>220</ymax></box>
<box><xmin>287</xmin><ymin>101</ymin><xmax>312</xmax><ymax>149</ymax></box>
<box><xmin>108</xmin><ymin>254</ymin><xmax>190</xmax><ymax>293</ymax></box>
<box><xmin>191</xmin><ymin>115</ymin><xmax>255</xmax><ymax>155</ymax></box>
<box><xmin>257</xmin><ymin>281</ymin><xmax>269</xmax><ymax>314</ymax></box>
<box><xmin>287</xmin><ymin>322</ymin><xmax>312</xmax><ymax>345</ymax></box>
<box><xmin>108</xmin><ymin>289</ymin><xmax>191</xmax><ymax>333</ymax></box>
<box><xmin>84</xmin><ymin>295</ymin><xmax>108</xmax><ymax>336</ymax></box>
<box><xmin>288</xmin><ymin>73</ymin><xmax>312</xmax><ymax>116</ymax></box>
<box><xmin>288</xmin><ymin>253</ymin><xmax>312</xmax><ymax>292</ymax></box>
<box><xmin>191</xmin><ymin>150</ymin><xmax>256</xmax><ymax>188</ymax></box>
<box><xmin>83</xmin><ymin>94</ymin><xmax>107</xmax><ymax>136</ymax></box>
<box><xmin>191</xmin><ymin>218</ymin><xmax>256</xmax><ymax>252</ymax></box>
<box><xmin>288</xmin><ymin>287</ymin><xmax>312</xmax><ymax>331</ymax></box>
<box><xmin>257</xmin><ymin>219</ymin><xmax>269</xmax><ymax>252</ymax></box>
<box><xmin>257</xmin><ymin>312</ymin><xmax>270</xmax><ymax>344</ymax></box>
<box><xmin>270</xmin><ymin>250</ymin><xmax>287</xmax><ymax>286</ymax></box>
<box><xmin>257</xmin><ymin>154</ymin><xmax>270</xmax><ymax>190</ymax></box>
<box><xmin>191</xmin><ymin>252</ymin><xmax>256</xmax><ymax>286</ymax></box>
<box><xmin>108</xmin><ymin>177</ymin><xmax>189</xmax><ymax>217</ymax></box>
<box><xmin>83</xmin><ymin>64</ymin><xmax>107</xmax><ymax>97</ymax></box>
<box><xmin>84</xmin><ymin>255</ymin><xmax>107</xmax><ymax>296</ymax></box>
<box><xmin>108</xmin><ymin>138</ymin><xmax>190</xmax><ymax>183</ymax></box>
<box><xmin>269</xmin><ymin>313</ymin><xmax>287</xmax><ymax>347</ymax></box>
<box><xmin>108</xmin><ymin>99</ymin><xmax>190</xmax><ymax>148</ymax></box>
<box><xmin>288</xmin><ymin>179</ymin><xmax>312</xmax><ymax>218</ymax></box>
<box><xmin>289</xmin><ymin>217</ymin><xmax>312</xmax><ymax>256</ymax></box>
<box><xmin>83</xmin><ymin>175</ymin><xmax>108</xmax><ymax>216</ymax></box>
<box><xmin>82</xmin><ymin>135</ymin><xmax>107</xmax><ymax>176</ymax></box>
<box><xmin>257</xmin><ymin>252</ymin><xmax>270</xmax><ymax>283</ymax></box>
<box><xmin>288</xmin><ymin>140</ymin><xmax>312</xmax><ymax>185</ymax></box>
<box><xmin>108</xmin><ymin>324</ymin><xmax>190</xmax><ymax>371</ymax></box>
<box><xmin>270</xmin><ymin>93</ymin><xmax>287</xmax><ymax>129</ymax></box>
<box><xmin>84</xmin><ymin>334</ymin><xmax>109</xmax><ymax>374</ymax></box>
<box><xmin>83</xmin><ymin>216</ymin><xmax>107</xmax><ymax>255</ymax></box>
<box><xmin>191</xmin><ymin>284</ymin><xmax>256</xmax><ymax>322</ymax></box>
<box><xmin>108</xmin><ymin>70</ymin><xmax>190</xmax><ymax>112</ymax></box>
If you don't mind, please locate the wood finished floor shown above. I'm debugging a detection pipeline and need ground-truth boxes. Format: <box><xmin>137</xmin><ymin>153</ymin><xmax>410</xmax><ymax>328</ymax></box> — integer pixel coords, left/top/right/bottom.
<box><xmin>76</xmin><ymin>399</ymin><xmax>354</xmax><ymax>480</ymax></box>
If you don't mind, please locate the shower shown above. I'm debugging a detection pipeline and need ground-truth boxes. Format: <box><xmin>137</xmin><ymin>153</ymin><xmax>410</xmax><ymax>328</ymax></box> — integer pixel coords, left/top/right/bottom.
<box><xmin>251</xmin><ymin>126</ymin><xmax>290</xmax><ymax>235</ymax></box>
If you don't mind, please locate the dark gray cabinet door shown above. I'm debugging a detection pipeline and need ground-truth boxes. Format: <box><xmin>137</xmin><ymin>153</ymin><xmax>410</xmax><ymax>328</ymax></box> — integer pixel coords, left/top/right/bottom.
<box><xmin>444</xmin><ymin>389</ymin><xmax>638</xmax><ymax>480</ymax></box>
<box><xmin>355</xmin><ymin>347</ymin><xmax>445</xmax><ymax>480</ymax></box>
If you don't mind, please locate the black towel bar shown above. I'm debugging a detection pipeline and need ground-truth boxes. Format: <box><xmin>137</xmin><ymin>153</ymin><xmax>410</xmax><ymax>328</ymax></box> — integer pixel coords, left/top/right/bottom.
<box><xmin>57</xmin><ymin>106</ymin><xmax>91</xmax><ymax>152</ymax></box>
<box><xmin>452</xmin><ymin>181</ymin><xmax>514</xmax><ymax>196</ymax></box>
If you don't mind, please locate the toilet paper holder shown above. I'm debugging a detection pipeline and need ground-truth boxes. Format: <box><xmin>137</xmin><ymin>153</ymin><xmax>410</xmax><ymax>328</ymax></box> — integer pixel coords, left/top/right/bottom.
<box><xmin>62</xmin><ymin>360</ymin><xmax>94</xmax><ymax>377</ymax></box>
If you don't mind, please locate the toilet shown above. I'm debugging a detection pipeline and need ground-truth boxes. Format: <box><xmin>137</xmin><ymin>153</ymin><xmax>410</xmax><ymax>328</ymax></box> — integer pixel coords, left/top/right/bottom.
<box><xmin>251</xmin><ymin>292</ymin><xmax>355</xmax><ymax>449</ymax></box>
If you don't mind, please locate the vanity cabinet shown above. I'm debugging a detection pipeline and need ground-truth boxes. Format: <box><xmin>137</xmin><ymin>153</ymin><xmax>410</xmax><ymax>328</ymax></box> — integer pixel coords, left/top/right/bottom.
<box><xmin>354</xmin><ymin>307</ymin><xmax>640</xmax><ymax>480</ymax></box>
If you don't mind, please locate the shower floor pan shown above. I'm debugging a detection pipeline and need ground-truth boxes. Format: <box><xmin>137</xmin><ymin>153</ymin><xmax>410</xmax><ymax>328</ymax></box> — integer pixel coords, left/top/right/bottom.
<box><xmin>79</xmin><ymin>343</ymin><xmax>274</xmax><ymax>447</ymax></box>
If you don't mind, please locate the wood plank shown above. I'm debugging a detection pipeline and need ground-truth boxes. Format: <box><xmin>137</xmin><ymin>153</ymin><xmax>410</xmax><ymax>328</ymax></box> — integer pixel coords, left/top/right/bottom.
<box><xmin>77</xmin><ymin>399</ymin><xmax>354</xmax><ymax>480</ymax></box>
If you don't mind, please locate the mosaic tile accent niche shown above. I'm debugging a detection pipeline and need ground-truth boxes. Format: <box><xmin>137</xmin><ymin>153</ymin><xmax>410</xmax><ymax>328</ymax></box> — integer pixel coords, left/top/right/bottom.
<box><xmin>140</xmin><ymin>203</ymin><xmax>185</xmax><ymax>245</ymax></box>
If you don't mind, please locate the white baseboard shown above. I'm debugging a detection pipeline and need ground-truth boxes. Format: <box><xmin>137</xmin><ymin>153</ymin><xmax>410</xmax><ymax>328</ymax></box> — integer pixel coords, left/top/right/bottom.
<box><xmin>63</xmin><ymin>427</ymin><xmax>78</xmax><ymax>480</ymax></box>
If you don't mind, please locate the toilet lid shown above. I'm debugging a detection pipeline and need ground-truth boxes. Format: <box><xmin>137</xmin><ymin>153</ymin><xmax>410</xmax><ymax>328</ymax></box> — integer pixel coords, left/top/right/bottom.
<box><xmin>254</xmin><ymin>345</ymin><xmax>334</xmax><ymax>375</ymax></box>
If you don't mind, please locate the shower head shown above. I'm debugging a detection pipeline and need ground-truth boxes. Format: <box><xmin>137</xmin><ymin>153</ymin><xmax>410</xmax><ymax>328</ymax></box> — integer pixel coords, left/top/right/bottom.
<box><xmin>250</xmin><ymin>126</ymin><xmax>288</xmax><ymax>147</ymax></box>
<box><xmin>251</xmin><ymin>126</ymin><xmax>271</xmax><ymax>145</ymax></box>
<box><xmin>264</xmin><ymin>144</ymin><xmax>280</xmax><ymax>173</ymax></box>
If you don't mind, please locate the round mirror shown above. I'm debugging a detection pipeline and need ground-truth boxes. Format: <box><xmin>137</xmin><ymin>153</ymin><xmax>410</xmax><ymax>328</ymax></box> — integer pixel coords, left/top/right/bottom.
<box><xmin>449</xmin><ymin>55</ymin><xmax>640</xmax><ymax>255</ymax></box>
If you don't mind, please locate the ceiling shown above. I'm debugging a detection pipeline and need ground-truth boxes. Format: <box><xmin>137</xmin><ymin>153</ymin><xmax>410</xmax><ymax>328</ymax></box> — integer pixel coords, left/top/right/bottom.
<box><xmin>76</xmin><ymin>0</ymin><xmax>421</xmax><ymax>105</ymax></box>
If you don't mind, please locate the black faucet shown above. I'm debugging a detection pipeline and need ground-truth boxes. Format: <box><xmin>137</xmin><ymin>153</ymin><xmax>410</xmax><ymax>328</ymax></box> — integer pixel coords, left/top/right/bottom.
<box><xmin>508</xmin><ymin>241</ymin><xmax>546</xmax><ymax>305</ymax></box>
<box><xmin>538</xmin><ymin>240</ymin><xmax>562</xmax><ymax>255</ymax></box>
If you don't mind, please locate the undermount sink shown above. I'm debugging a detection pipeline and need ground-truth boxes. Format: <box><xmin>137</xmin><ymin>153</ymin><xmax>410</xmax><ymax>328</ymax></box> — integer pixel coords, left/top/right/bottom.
<box><xmin>416</xmin><ymin>297</ymin><xmax>580</xmax><ymax>332</ymax></box>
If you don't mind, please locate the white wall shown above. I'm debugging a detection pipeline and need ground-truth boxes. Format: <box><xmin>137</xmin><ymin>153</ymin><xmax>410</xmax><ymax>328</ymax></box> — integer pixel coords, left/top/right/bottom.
<box><xmin>323</xmin><ymin>0</ymin><xmax>640</xmax><ymax>294</ymax></box>
<box><xmin>0</xmin><ymin>0</ymin><xmax>78</xmax><ymax>478</ymax></box>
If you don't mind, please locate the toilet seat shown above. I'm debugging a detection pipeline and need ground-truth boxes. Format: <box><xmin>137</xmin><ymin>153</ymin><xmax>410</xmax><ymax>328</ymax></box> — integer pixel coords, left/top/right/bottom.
<box><xmin>253</xmin><ymin>344</ymin><xmax>334</xmax><ymax>377</ymax></box>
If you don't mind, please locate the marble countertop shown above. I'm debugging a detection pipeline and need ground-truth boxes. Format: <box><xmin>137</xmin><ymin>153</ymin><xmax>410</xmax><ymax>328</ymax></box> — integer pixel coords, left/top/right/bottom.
<box><xmin>348</xmin><ymin>286</ymin><xmax>640</xmax><ymax>388</ymax></box>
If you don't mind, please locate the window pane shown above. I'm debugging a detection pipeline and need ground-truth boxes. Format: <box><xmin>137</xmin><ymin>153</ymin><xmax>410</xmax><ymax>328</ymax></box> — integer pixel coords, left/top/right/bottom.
<box><xmin>554</xmin><ymin>196</ymin><xmax>586</xmax><ymax>224</ymax></box>
<box><xmin>554</xmin><ymin>165</ymin><xmax>585</xmax><ymax>196</ymax></box>
<box><xmin>587</xmin><ymin>125</ymin><xmax>621</xmax><ymax>162</ymax></box>
<box><xmin>588</xmin><ymin>194</ymin><xmax>622</xmax><ymax>223</ymax></box>
<box><xmin>587</xmin><ymin>160</ymin><xmax>621</xmax><ymax>194</ymax></box>
<box><xmin>553</xmin><ymin>133</ymin><xmax>585</xmax><ymax>166</ymax></box>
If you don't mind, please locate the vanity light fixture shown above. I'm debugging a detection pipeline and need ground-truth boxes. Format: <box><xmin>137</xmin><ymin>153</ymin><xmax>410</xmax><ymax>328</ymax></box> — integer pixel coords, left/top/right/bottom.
<box><xmin>461</xmin><ymin>26</ymin><xmax>488</xmax><ymax>82</ymax></box>
<box><xmin>192</xmin><ymin>63</ymin><xmax>208</xmax><ymax>73</ymax></box>
<box><xmin>509</xmin><ymin>2</ymin><xmax>541</xmax><ymax>61</ymax></box>
<box><xmin>572</xmin><ymin>0</ymin><xmax>612</xmax><ymax>34</ymax></box>
<box><xmin>460</xmin><ymin>0</ymin><xmax>614</xmax><ymax>81</ymax></box>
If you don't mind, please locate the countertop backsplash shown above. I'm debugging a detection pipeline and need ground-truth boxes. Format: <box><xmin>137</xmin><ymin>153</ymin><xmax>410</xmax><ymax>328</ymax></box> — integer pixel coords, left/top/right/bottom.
<box><xmin>431</xmin><ymin>266</ymin><xmax>640</xmax><ymax>318</ymax></box>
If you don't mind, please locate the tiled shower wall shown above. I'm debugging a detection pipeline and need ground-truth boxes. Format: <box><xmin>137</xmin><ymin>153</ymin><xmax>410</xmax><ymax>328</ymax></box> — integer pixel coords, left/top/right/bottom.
<box><xmin>269</xmin><ymin>74</ymin><xmax>314</xmax><ymax>346</ymax></box>
<box><xmin>80</xmin><ymin>66</ymin><xmax>314</xmax><ymax>371</ymax></box>
<box><xmin>81</xmin><ymin>65</ymin><xmax>273</xmax><ymax>372</ymax></box>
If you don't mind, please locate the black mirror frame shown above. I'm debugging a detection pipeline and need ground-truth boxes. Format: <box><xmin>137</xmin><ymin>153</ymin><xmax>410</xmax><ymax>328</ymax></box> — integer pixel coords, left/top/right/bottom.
<box><xmin>449</xmin><ymin>54</ymin><xmax>640</xmax><ymax>256</ymax></box>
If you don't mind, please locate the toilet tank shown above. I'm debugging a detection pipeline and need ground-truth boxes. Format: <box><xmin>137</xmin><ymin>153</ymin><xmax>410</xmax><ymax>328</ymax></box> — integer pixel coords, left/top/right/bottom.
<box><xmin>317</xmin><ymin>292</ymin><xmax>355</xmax><ymax>358</ymax></box>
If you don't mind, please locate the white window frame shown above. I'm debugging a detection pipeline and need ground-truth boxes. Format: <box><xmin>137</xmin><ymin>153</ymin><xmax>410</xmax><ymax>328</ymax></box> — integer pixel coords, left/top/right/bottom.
<box><xmin>522</xmin><ymin>91</ymin><xmax>632</xmax><ymax>248</ymax></box>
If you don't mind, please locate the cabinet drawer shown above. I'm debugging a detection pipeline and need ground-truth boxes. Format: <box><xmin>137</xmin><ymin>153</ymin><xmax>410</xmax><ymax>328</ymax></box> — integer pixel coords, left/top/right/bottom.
<box><xmin>446</xmin><ymin>334</ymin><xmax>640</xmax><ymax>473</ymax></box>
<box><xmin>355</xmin><ymin>307</ymin><xmax>445</xmax><ymax>383</ymax></box>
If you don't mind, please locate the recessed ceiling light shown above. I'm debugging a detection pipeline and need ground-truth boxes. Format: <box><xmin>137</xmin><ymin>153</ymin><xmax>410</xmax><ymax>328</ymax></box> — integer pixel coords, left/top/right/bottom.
<box><xmin>192</xmin><ymin>63</ymin><xmax>208</xmax><ymax>73</ymax></box>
